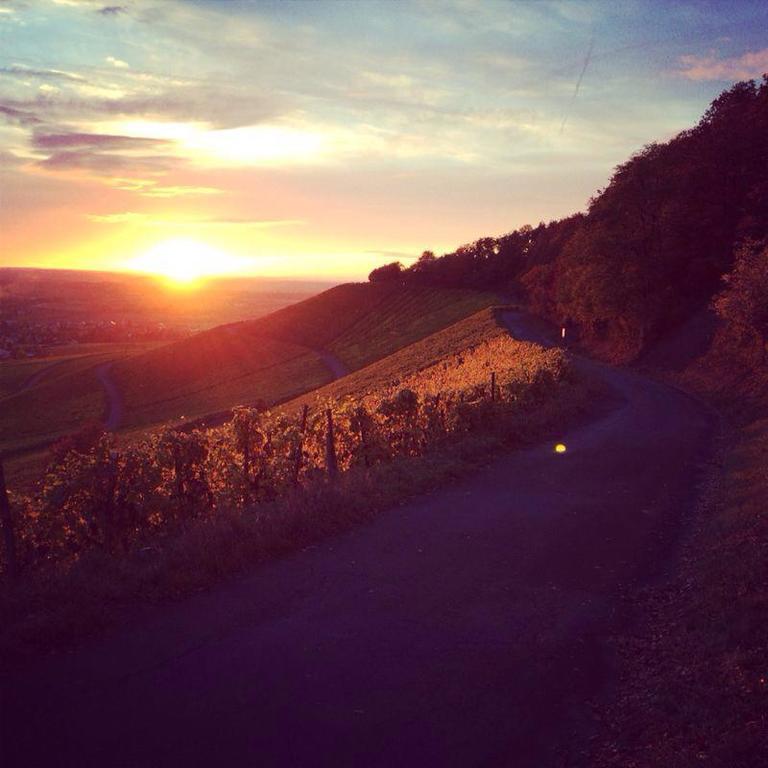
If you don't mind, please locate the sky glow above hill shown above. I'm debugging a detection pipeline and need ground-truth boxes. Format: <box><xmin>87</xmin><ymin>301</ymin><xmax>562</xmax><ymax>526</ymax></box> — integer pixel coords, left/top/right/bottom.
<box><xmin>2</xmin><ymin>0</ymin><xmax>768</xmax><ymax>279</ymax></box>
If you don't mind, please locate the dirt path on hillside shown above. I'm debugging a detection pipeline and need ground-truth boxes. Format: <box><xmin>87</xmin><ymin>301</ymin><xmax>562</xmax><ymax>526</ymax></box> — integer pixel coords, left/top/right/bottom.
<box><xmin>3</xmin><ymin>314</ymin><xmax>716</xmax><ymax>768</ymax></box>
<box><xmin>95</xmin><ymin>363</ymin><xmax>123</xmax><ymax>431</ymax></box>
<box><xmin>312</xmin><ymin>347</ymin><xmax>349</xmax><ymax>379</ymax></box>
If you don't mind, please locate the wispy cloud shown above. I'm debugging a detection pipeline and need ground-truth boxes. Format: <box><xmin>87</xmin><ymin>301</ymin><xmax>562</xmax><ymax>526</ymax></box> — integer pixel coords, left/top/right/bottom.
<box><xmin>106</xmin><ymin>177</ymin><xmax>223</xmax><ymax>197</ymax></box>
<box><xmin>87</xmin><ymin>211</ymin><xmax>302</xmax><ymax>227</ymax></box>
<box><xmin>87</xmin><ymin>211</ymin><xmax>146</xmax><ymax>223</ymax></box>
<box><xmin>32</xmin><ymin>130</ymin><xmax>167</xmax><ymax>151</ymax></box>
<box><xmin>98</xmin><ymin>5</ymin><xmax>127</xmax><ymax>16</ymax></box>
<box><xmin>0</xmin><ymin>103</ymin><xmax>41</xmax><ymax>126</ymax></box>
<box><xmin>138</xmin><ymin>184</ymin><xmax>223</xmax><ymax>198</ymax></box>
<box><xmin>36</xmin><ymin>150</ymin><xmax>174</xmax><ymax>174</ymax></box>
<box><xmin>677</xmin><ymin>48</ymin><xmax>768</xmax><ymax>81</ymax></box>
<box><xmin>0</xmin><ymin>64</ymin><xmax>86</xmax><ymax>83</ymax></box>
<box><xmin>106</xmin><ymin>56</ymin><xmax>129</xmax><ymax>69</ymax></box>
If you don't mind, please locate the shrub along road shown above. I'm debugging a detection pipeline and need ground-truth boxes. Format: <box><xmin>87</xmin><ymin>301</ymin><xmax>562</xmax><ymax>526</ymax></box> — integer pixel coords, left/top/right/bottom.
<box><xmin>2</xmin><ymin>313</ymin><xmax>715</xmax><ymax>767</ymax></box>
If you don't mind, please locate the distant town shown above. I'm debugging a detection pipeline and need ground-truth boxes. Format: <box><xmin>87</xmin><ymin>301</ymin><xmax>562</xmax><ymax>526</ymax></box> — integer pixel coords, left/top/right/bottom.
<box><xmin>0</xmin><ymin>316</ymin><xmax>187</xmax><ymax>359</ymax></box>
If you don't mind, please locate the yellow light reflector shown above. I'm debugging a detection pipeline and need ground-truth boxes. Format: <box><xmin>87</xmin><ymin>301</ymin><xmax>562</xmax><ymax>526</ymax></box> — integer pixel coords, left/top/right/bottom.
<box><xmin>554</xmin><ymin>443</ymin><xmax>567</xmax><ymax>454</ymax></box>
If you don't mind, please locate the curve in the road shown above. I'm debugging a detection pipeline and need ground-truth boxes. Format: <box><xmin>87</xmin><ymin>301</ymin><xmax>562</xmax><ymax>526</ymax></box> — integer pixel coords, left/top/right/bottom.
<box><xmin>4</xmin><ymin>313</ymin><xmax>716</xmax><ymax>768</ymax></box>
<box><xmin>312</xmin><ymin>347</ymin><xmax>349</xmax><ymax>379</ymax></box>
<box><xmin>95</xmin><ymin>362</ymin><xmax>124</xmax><ymax>431</ymax></box>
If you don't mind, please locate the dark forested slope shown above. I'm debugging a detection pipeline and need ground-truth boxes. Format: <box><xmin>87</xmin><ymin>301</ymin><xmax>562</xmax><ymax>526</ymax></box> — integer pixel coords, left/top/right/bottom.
<box><xmin>373</xmin><ymin>77</ymin><xmax>768</xmax><ymax>362</ymax></box>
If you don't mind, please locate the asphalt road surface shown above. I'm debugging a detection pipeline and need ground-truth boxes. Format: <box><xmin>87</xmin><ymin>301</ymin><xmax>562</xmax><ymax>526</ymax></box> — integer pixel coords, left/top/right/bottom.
<box><xmin>96</xmin><ymin>362</ymin><xmax>124</xmax><ymax>431</ymax></box>
<box><xmin>313</xmin><ymin>348</ymin><xmax>350</xmax><ymax>380</ymax></box>
<box><xmin>2</xmin><ymin>313</ymin><xmax>715</xmax><ymax>767</ymax></box>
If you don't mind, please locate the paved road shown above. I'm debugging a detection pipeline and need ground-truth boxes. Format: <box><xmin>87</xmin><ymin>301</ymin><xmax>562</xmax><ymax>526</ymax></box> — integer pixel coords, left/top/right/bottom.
<box><xmin>95</xmin><ymin>362</ymin><xmax>124</xmax><ymax>431</ymax></box>
<box><xmin>313</xmin><ymin>348</ymin><xmax>349</xmax><ymax>379</ymax></box>
<box><xmin>1</xmin><ymin>313</ymin><xmax>715</xmax><ymax>767</ymax></box>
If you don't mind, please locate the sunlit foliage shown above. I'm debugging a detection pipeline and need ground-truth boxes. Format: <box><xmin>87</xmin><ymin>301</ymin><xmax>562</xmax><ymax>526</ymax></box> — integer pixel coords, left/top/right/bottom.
<box><xmin>4</xmin><ymin>337</ymin><xmax>569</xmax><ymax>574</ymax></box>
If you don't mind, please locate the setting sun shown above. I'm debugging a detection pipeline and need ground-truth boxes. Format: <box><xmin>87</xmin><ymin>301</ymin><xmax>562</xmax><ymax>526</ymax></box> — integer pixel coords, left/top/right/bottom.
<box><xmin>129</xmin><ymin>238</ymin><xmax>245</xmax><ymax>284</ymax></box>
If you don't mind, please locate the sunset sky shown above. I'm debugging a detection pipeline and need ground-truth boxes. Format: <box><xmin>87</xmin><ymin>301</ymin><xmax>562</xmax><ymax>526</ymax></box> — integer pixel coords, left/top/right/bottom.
<box><xmin>2</xmin><ymin>0</ymin><xmax>768</xmax><ymax>280</ymax></box>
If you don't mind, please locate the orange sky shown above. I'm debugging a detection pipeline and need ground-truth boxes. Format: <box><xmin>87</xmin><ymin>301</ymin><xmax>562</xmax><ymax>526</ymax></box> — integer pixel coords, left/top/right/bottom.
<box><xmin>2</xmin><ymin>0</ymin><xmax>765</xmax><ymax>280</ymax></box>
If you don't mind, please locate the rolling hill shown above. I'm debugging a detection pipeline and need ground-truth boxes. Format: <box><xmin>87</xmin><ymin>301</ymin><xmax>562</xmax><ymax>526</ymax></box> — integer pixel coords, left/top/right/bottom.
<box><xmin>107</xmin><ymin>283</ymin><xmax>499</xmax><ymax>430</ymax></box>
<box><xmin>0</xmin><ymin>284</ymin><xmax>500</xmax><ymax>464</ymax></box>
<box><xmin>282</xmin><ymin>305</ymin><xmax>510</xmax><ymax>413</ymax></box>
<box><xmin>0</xmin><ymin>343</ymin><xmax>162</xmax><ymax>456</ymax></box>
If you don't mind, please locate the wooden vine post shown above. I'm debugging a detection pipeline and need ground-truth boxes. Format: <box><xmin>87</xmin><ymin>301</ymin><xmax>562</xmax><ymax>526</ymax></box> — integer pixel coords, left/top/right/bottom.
<box><xmin>0</xmin><ymin>457</ymin><xmax>18</xmax><ymax>579</ymax></box>
<box><xmin>172</xmin><ymin>441</ymin><xmax>185</xmax><ymax>516</ymax></box>
<box><xmin>101</xmin><ymin>450</ymin><xmax>119</xmax><ymax>552</ymax></box>
<box><xmin>325</xmin><ymin>408</ymin><xmax>338</xmax><ymax>480</ymax></box>
<box><xmin>358</xmin><ymin>414</ymin><xmax>371</xmax><ymax>468</ymax></box>
<box><xmin>292</xmin><ymin>404</ymin><xmax>309</xmax><ymax>484</ymax></box>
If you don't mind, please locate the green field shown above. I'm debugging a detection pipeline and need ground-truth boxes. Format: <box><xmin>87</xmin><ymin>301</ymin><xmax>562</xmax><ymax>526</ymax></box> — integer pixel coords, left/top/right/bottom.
<box><xmin>0</xmin><ymin>343</ymin><xmax>159</xmax><ymax>399</ymax></box>
<box><xmin>0</xmin><ymin>343</ymin><xmax>163</xmax><ymax>456</ymax></box>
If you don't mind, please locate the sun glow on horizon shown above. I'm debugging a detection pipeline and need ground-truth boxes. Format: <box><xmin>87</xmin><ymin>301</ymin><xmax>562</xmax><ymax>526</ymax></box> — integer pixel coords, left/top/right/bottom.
<box><xmin>129</xmin><ymin>238</ymin><xmax>248</xmax><ymax>285</ymax></box>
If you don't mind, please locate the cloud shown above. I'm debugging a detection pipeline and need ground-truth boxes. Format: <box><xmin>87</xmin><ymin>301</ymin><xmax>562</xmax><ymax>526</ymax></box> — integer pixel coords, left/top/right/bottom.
<box><xmin>0</xmin><ymin>86</ymin><xmax>281</xmax><ymax>131</ymax></box>
<box><xmin>199</xmin><ymin>217</ymin><xmax>303</xmax><ymax>228</ymax></box>
<box><xmin>30</xmin><ymin>128</ymin><xmax>176</xmax><ymax>177</ymax></box>
<box><xmin>139</xmin><ymin>184</ymin><xmax>222</xmax><ymax>198</ymax></box>
<box><xmin>0</xmin><ymin>64</ymin><xmax>86</xmax><ymax>83</ymax></box>
<box><xmin>106</xmin><ymin>56</ymin><xmax>129</xmax><ymax>69</ymax></box>
<box><xmin>106</xmin><ymin>177</ymin><xmax>223</xmax><ymax>197</ymax></box>
<box><xmin>32</xmin><ymin>130</ymin><xmax>168</xmax><ymax>151</ymax></box>
<box><xmin>0</xmin><ymin>103</ymin><xmax>41</xmax><ymax>126</ymax></box>
<box><xmin>87</xmin><ymin>212</ymin><xmax>301</xmax><ymax>226</ymax></box>
<box><xmin>677</xmin><ymin>48</ymin><xmax>768</xmax><ymax>81</ymax></box>
<box><xmin>98</xmin><ymin>6</ymin><xmax>127</xmax><ymax>16</ymax></box>
<box><xmin>36</xmin><ymin>149</ymin><xmax>174</xmax><ymax>174</ymax></box>
<box><xmin>87</xmin><ymin>211</ymin><xmax>146</xmax><ymax>223</ymax></box>
<box><xmin>0</xmin><ymin>150</ymin><xmax>22</xmax><ymax>167</ymax></box>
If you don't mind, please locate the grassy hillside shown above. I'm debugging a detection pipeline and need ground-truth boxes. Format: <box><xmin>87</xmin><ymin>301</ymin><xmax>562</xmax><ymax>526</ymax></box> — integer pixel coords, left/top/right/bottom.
<box><xmin>0</xmin><ymin>343</ymin><xmax>162</xmax><ymax>455</ymax></box>
<box><xmin>2</xmin><ymin>284</ymin><xmax>500</xmax><ymax>472</ymax></box>
<box><xmin>0</xmin><ymin>343</ymin><xmax>169</xmax><ymax>398</ymax></box>
<box><xmin>111</xmin><ymin>334</ymin><xmax>329</xmax><ymax>429</ymax></box>
<box><xmin>284</xmin><ymin>306</ymin><xmax>508</xmax><ymax>411</ymax></box>
<box><xmin>243</xmin><ymin>283</ymin><xmax>499</xmax><ymax>369</ymax></box>
<box><xmin>107</xmin><ymin>283</ymin><xmax>499</xmax><ymax>430</ymax></box>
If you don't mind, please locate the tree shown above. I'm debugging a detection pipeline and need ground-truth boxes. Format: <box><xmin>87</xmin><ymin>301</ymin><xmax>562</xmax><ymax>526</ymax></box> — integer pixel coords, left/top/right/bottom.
<box><xmin>368</xmin><ymin>261</ymin><xmax>403</xmax><ymax>283</ymax></box>
<box><xmin>714</xmin><ymin>241</ymin><xmax>768</xmax><ymax>345</ymax></box>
